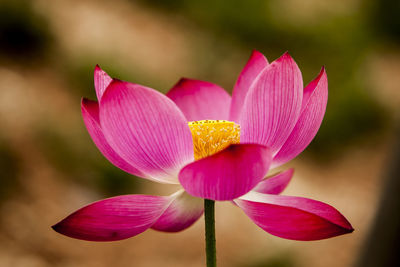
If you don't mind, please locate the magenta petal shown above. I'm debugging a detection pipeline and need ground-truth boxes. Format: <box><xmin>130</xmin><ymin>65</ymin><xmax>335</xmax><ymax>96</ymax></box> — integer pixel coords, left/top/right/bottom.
<box><xmin>272</xmin><ymin>68</ymin><xmax>328</xmax><ymax>167</ymax></box>
<box><xmin>179</xmin><ymin>144</ymin><xmax>272</xmax><ymax>201</ymax></box>
<box><xmin>167</xmin><ymin>78</ymin><xmax>231</xmax><ymax>121</ymax></box>
<box><xmin>253</xmin><ymin>168</ymin><xmax>294</xmax><ymax>194</ymax></box>
<box><xmin>239</xmin><ymin>52</ymin><xmax>303</xmax><ymax>153</ymax></box>
<box><xmin>94</xmin><ymin>65</ymin><xmax>113</xmax><ymax>100</ymax></box>
<box><xmin>151</xmin><ymin>190</ymin><xmax>203</xmax><ymax>232</ymax></box>
<box><xmin>52</xmin><ymin>194</ymin><xmax>172</xmax><ymax>241</ymax></box>
<box><xmin>81</xmin><ymin>98</ymin><xmax>145</xmax><ymax>178</ymax></box>
<box><xmin>235</xmin><ymin>192</ymin><xmax>354</xmax><ymax>241</ymax></box>
<box><xmin>230</xmin><ymin>50</ymin><xmax>269</xmax><ymax>123</ymax></box>
<box><xmin>100</xmin><ymin>80</ymin><xmax>194</xmax><ymax>183</ymax></box>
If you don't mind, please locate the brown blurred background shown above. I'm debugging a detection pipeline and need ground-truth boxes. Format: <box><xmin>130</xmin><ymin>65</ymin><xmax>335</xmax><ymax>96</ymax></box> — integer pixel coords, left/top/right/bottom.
<box><xmin>0</xmin><ymin>0</ymin><xmax>399</xmax><ymax>266</ymax></box>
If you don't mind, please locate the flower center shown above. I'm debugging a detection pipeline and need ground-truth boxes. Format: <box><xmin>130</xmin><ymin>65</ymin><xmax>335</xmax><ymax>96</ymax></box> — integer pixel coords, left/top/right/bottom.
<box><xmin>188</xmin><ymin>120</ymin><xmax>240</xmax><ymax>160</ymax></box>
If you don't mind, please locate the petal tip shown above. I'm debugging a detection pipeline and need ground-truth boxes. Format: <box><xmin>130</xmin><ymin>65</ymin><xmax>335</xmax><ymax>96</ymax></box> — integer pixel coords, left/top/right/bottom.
<box><xmin>51</xmin><ymin>221</ymin><xmax>64</xmax><ymax>235</ymax></box>
<box><xmin>318</xmin><ymin>66</ymin><xmax>327</xmax><ymax>79</ymax></box>
<box><xmin>81</xmin><ymin>97</ymin><xmax>88</xmax><ymax>111</ymax></box>
<box><xmin>175</xmin><ymin>78</ymin><xmax>211</xmax><ymax>87</ymax></box>
<box><xmin>174</xmin><ymin>77</ymin><xmax>192</xmax><ymax>87</ymax></box>
<box><xmin>343</xmin><ymin>219</ymin><xmax>354</xmax><ymax>233</ymax></box>
<box><xmin>81</xmin><ymin>97</ymin><xmax>97</xmax><ymax>111</ymax></box>
<box><xmin>250</xmin><ymin>49</ymin><xmax>265</xmax><ymax>58</ymax></box>
<box><xmin>110</xmin><ymin>78</ymin><xmax>122</xmax><ymax>84</ymax></box>
<box><xmin>277</xmin><ymin>51</ymin><xmax>292</xmax><ymax>62</ymax></box>
<box><xmin>179</xmin><ymin>77</ymin><xmax>191</xmax><ymax>83</ymax></box>
<box><xmin>94</xmin><ymin>64</ymin><xmax>114</xmax><ymax>101</ymax></box>
<box><xmin>81</xmin><ymin>97</ymin><xmax>93</xmax><ymax>104</ymax></box>
<box><xmin>104</xmin><ymin>79</ymin><xmax>123</xmax><ymax>92</ymax></box>
<box><xmin>270</xmin><ymin>51</ymin><xmax>298</xmax><ymax>69</ymax></box>
<box><xmin>339</xmin><ymin>224</ymin><xmax>354</xmax><ymax>236</ymax></box>
<box><xmin>251</xmin><ymin>49</ymin><xmax>261</xmax><ymax>54</ymax></box>
<box><xmin>94</xmin><ymin>64</ymin><xmax>107</xmax><ymax>76</ymax></box>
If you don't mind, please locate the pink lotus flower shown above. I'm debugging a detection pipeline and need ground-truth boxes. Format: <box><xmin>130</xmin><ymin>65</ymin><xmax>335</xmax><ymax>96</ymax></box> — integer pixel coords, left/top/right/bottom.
<box><xmin>52</xmin><ymin>51</ymin><xmax>353</xmax><ymax>242</ymax></box>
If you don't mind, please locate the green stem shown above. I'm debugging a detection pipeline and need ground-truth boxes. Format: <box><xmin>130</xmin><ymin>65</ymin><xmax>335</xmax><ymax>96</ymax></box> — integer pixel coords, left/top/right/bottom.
<box><xmin>204</xmin><ymin>199</ymin><xmax>216</xmax><ymax>267</ymax></box>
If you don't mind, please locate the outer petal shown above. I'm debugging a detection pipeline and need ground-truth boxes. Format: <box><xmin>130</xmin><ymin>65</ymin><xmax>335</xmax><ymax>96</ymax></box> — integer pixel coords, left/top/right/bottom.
<box><xmin>230</xmin><ymin>50</ymin><xmax>269</xmax><ymax>123</ymax></box>
<box><xmin>100</xmin><ymin>80</ymin><xmax>194</xmax><ymax>183</ymax></box>
<box><xmin>239</xmin><ymin>52</ymin><xmax>303</xmax><ymax>153</ymax></box>
<box><xmin>52</xmin><ymin>194</ymin><xmax>172</xmax><ymax>241</ymax></box>
<box><xmin>166</xmin><ymin>78</ymin><xmax>231</xmax><ymax>121</ymax></box>
<box><xmin>252</xmin><ymin>168</ymin><xmax>294</xmax><ymax>194</ymax></box>
<box><xmin>94</xmin><ymin>65</ymin><xmax>113</xmax><ymax>100</ymax></box>
<box><xmin>235</xmin><ymin>191</ymin><xmax>354</xmax><ymax>241</ymax></box>
<box><xmin>272</xmin><ymin>68</ymin><xmax>328</xmax><ymax>167</ymax></box>
<box><xmin>151</xmin><ymin>190</ymin><xmax>204</xmax><ymax>232</ymax></box>
<box><xmin>179</xmin><ymin>144</ymin><xmax>272</xmax><ymax>201</ymax></box>
<box><xmin>81</xmin><ymin>98</ymin><xmax>145</xmax><ymax>177</ymax></box>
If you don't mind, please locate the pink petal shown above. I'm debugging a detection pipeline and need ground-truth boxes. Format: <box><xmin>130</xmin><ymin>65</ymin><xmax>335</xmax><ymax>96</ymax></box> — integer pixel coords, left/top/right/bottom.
<box><xmin>167</xmin><ymin>78</ymin><xmax>231</xmax><ymax>121</ymax></box>
<box><xmin>272</xmin><ymin>67</ymin><xmax>328</xmax><ymax>167</ymax></box>
<box><xmin>94</xmin><ymin>65</ymin><xmax>113</xmax><ymax>100</ymax></box>
<box><xmin>151</xmin><ymin>190</ymin><xmax>204</xmax><ymax>232</ymax></box>
<box><xmin>81</xmin><ymin>98</ymin><xmax>145</xmax><ymax>177</ymax></box>
<box><xmin>252</xmin><ymin>168</ymin><xmax>294</xmax><ymax>194</ymax></box>
<box><xmin>179</xmin><ymin>144</ymin><xmax>272</xmax><ymax>201</ymax></box>
<box><xmin>230</xmin><ymin>50</ymin><xmax>269</xmax><ymax>123</ymax></box>
<box><xmin>235</xmin><ymin>192</ymin><xmax>354</xmax><ymax>241</ymax></box>
<box><xmin>100</xmin><ymin>80</ymin><xmax>194</xmax><ymax>183</ymax></box>
<box><xmin>52</xmin><ymin>194</ymin><xmax>172</xmax><ymax>241</ymax></box>
<box><xmin>239</xmin><ymin>52</ymin><xmax>303</xmax><ymax>153</ymax></box>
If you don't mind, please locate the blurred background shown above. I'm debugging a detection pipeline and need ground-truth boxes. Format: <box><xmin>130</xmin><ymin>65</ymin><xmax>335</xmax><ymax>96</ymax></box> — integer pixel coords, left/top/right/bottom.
<box><xmin>0</xmin><ymin>0</ymin><xmax>399</xmax><ymax>266</ymax></box>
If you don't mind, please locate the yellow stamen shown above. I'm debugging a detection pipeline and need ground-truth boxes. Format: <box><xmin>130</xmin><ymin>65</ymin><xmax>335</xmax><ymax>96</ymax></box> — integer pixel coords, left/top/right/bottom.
<box><xmin>188</xmin><ymin>120</ymin><xmax>240</xmax><ymax>160</ymax></box>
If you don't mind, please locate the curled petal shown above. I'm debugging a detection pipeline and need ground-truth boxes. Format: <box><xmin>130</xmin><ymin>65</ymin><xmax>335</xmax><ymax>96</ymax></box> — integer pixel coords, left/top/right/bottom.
<box><xmin>235</xmin><ymin>192</ymin><xmax>354</xmax><ymax>241</ymax></box>
<box><xmin>179</xmin><ymin>144</ymin><xmax>272</xmax><ymax>201</ymax></box>
<box><xmin>52</xmin><ymin>195</ymin><xmax>172</xmax><ymax>241</ymax></box>
<box><xmin>230</xmin><ymin>50</ymin><xmax>269</xmax><ymax>122</ymax></box>
<box><xmin>239</xmin><ymin>52</ymin><xmax>303</xmax><ymax>153</ymax></box>
<box><xmin>253</xmin><ymin>168</ymin><xmax>294</xmax><ymax>194</ymax></box>
<box><xmin>94</xmin><ymin>65</ymin><xmax>113</xmax><ymax>100</ymax></box>
<box><xmin>152</xmin><ymin>190</ymin><xmax>204</xmax><ymax>232</ymax></box>
<box><xmin>272</xmin><ymin>68</ymin><xmax>328</xmax><ymax>167</ymax></box>
<box><xmin>100</xmin><ymin>80</ymin><xmax>194</xmax><ymax>183</ymax></box>
<box><xmin>167</xmin><ymin>78</ymin><xmax>231</xmax><ymax>121</ymax></box>
<box><xmin>81</xmin><ymin>98</ymin><xmax>144</xmax><ymax>177</ymax></box>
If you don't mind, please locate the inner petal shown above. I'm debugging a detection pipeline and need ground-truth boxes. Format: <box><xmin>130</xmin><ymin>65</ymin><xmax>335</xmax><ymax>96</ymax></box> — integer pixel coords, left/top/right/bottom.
<box><xmin>188</xmin><ymin>120</ymin><xmax>240</xmax><ymax>160</ymax></box>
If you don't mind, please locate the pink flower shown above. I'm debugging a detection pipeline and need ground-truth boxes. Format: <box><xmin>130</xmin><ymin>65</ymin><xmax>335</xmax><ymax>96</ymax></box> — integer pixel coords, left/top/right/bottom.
<box><xmin>52</xmin><ymin>51</ymin><xmax>353</xmax><ymax>242</ymax></box>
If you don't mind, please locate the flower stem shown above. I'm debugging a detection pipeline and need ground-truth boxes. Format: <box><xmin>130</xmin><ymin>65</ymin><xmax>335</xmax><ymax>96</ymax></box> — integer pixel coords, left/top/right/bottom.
<box><xmin>204</xmin><ymin>199</ymin><xmax>216</xmax><ymax>267</ymax></box>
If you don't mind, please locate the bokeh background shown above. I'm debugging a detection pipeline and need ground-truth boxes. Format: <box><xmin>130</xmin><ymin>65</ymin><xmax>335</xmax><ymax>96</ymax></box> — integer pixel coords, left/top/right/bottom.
<box><xmin>1</xmin><ymin>0</ymin><xmax>399</xmax><ymax>266</ymax></box>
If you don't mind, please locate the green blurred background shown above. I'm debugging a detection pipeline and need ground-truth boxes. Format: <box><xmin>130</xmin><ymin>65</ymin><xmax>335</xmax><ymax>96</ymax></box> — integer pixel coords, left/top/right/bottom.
<box><xmin>0</xmin><ymin>0</ymin><xmax>399</xmax><ymax>266</ymax></box>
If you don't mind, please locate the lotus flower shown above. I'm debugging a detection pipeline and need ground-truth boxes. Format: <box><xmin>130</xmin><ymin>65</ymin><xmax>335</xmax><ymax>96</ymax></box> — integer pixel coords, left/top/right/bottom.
<box><xmin>52</xmin><ymin>51</ymin><xmax>353</xmax><ymax>242</ymax></box>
